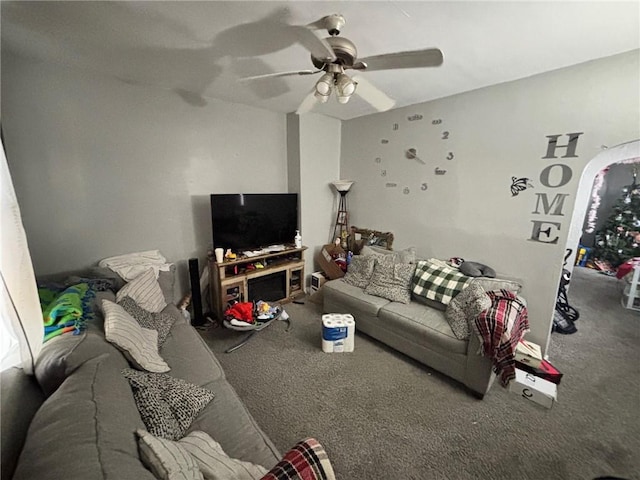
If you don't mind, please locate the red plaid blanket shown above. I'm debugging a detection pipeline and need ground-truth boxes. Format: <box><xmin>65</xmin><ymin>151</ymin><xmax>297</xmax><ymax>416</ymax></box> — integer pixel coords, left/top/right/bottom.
<box><xmin>261</xmin><ymin>438</ymin><xmax>336</xmax><ymax>480</ymax></box>
<box><xmin>473</xmin><ymin>289</ymin><xmax>530</xmax><ymax>387</ymax></box>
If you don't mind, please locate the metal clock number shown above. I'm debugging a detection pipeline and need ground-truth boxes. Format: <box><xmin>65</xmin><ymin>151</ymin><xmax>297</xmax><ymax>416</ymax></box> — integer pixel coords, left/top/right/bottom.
<box><xmin>374</xmin><ymin>116</ymin><xmax>453</xmax><ymax>194</ymax></box>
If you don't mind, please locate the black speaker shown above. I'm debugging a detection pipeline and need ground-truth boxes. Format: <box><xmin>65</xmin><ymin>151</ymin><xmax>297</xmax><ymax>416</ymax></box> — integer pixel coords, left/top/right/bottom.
<box><xmin>188</xmin><ymin>258</ymin><xmax>205</xmax><ymax>326</ymax></box>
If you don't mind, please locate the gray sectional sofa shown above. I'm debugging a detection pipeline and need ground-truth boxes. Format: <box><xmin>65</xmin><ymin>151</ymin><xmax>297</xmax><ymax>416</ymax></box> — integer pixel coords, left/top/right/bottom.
<box><xmin>1</xmin><ymin>274</ymin><xmax>280</xmax><ymax>480</ymax></box>
<box><xmin>322</xmin><ymin>248</ymin><xmax>523</xmax><ymax>398</ymax></box>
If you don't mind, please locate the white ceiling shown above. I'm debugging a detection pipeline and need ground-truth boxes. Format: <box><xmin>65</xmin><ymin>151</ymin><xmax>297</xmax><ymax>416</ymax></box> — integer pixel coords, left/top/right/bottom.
<box><xmin>2</xmin><ymin>1</ymin><xmax>639</xmax><ymax>120</ymax></box>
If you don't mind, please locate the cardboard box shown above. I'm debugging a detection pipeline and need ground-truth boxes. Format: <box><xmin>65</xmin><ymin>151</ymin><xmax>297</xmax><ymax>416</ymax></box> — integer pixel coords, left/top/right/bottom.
<box><xmin>515</xmin><ymin>340</ymin><xmax>543</xmax><ymax>369</ymax></box>
<box><xmin>509</xmin><ymin>368</ymin><xmax>558</xmax><ymax>408</ymax></box>
<box><xmin>317</xmin><ymin>244</ymin><xmax>346</xmax><ymax>280</ymax></box>
<box><xmin>515</xmin><ymin>358</ymin><xmax>563</xmax><ymax>385</ymax></box>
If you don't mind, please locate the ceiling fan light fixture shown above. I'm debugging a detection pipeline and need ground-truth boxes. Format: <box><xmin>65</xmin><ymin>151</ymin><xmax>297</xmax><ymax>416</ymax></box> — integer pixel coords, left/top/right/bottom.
<box><xmin>335</xmin><ymin>73</ymin><xmax>356</xmax><ymax>97</ymax></box>
<box><xmin>314</xmin><ymin>90</ymin><xmax>330</xmax><ymax>103</ymax></box>
<box><xmin>315</xmin><ymin>72</ymin><xmax>334</xmax><ymax>96</ymax></box>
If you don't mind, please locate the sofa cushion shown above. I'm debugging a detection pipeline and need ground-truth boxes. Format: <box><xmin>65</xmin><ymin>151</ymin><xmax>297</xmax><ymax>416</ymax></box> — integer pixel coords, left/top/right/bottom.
<box><xmin>137</xmin><ymin>429</ymin><xmax>203</xmax><ymax>480</ymax></box>
<box><xmin>323</xmin><ymin>279</ymin><xmax>391</xmax><ymax>317</ymax></box>
<box><xmin>378</xmin><ymin>302</ymin><xmax>468</xmax><ymax>355</ymax></box>
<box><xmin>364</xmin><ymin>257</ymin><xmax>415</xmax><ymax>304</ymax></box>
<box><xmin>118</xmin><ymin>296</ymin><xmax>175</xmax><ymax>348</ymax></box>
<box><xmin>13</xmin><ymin>354</ymin><xmax>156</xmax><ymax>480</ymax></box>
<box><xmin>188</xmin><ymin>379</ymin><xmax>281</xmax><ymax>469</ymax></box>
<box><xmin>411</xmin><ymin>260</ymin><xmax>472</xmax><ymax>305</ymax></box>
<box><xmin>116</xmin><ymin>268</ymin><xmax>167</xmax><ymax>313</ymax></box>
<box><xmin>103</xmin><ymin>299</ymin><xmax>170</xmax><ymax>373</ymax></box>
<box><xmin>122</xmin><ymin>368</ymin><xmax>215</xmax><ymax>441</ymax></box>
<box><xmin>445</xmin><ymin>283</ymin><xmax>492</xmax><ymax>340</ymax></box>
<box><xmin>160</xmin><ymin>322</ymin><xmax>226</xmax><ymax>385</ymax></box>
<box><xmin>342</xmin><ymin>255</ymin><xmax>376</xmax><ymax>289</ymax></box>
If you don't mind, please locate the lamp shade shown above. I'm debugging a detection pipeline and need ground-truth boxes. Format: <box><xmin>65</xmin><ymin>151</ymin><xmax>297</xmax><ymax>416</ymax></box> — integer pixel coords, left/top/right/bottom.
<box><xmin>331</xmin><ymin>180</ymin><xmax>355</xmax><ymax>192</ymax></box>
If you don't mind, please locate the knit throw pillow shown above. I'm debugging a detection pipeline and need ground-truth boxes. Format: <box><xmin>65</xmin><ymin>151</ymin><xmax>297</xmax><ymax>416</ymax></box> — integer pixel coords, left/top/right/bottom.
<box><xmin>342</xmin><ymin>255</ymin><xmax>377</xmax><ymax>289</ymax></box>
<box><xmin>445</xmin><ymin>283</ymin><xmax>491</xmax><ymax>340</ymax></box>
<box><xmin>364</xmin><ymin>256</ymin><xmax>415</xmax><ymax>304</ymax></box>
<box><xmin>123</xmin><ymin>369</ymin><xmax>215</xmax><ymax>441</ymax></box>
<box><xmin>118</xmin><ymin>296</ymin><xmax>175</xmax><ymax>348</ymax></box>
<box><xmin>412</xmin><ymin>260</ymin><xmax>472</xmax><ymax>306</ymax></box>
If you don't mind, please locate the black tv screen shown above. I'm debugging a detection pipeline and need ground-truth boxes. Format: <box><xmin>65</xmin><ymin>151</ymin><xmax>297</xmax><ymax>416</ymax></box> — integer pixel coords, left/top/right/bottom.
<box><xmin>211</xmin><ymin>193</ymin><xmax>299</xmax><ymax>253</ymax></box>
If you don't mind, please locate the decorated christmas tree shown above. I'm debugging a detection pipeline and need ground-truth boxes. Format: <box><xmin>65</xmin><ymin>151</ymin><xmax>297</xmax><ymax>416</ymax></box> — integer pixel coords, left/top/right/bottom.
<box><xmin>593</xmin><ymin>171</ymin><xmax>640</xmax><ymax>268</ymax></box>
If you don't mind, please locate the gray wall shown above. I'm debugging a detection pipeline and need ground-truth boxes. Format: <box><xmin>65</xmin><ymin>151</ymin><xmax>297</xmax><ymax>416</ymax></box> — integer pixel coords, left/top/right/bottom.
<box><xmin>340</xmin><ymin>50</ymin><xmax>640</xmax><ymax>352</ymax></box>
<box><xmin>2</xmin><ymin>51</ymin><xmax>288</xmax><ymax>296</ymax></box>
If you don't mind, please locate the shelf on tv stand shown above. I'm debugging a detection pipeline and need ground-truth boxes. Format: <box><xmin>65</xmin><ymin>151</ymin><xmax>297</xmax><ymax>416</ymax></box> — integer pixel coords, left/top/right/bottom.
<box><xmin>209</xmin><ymin>246</ymin><xmax>307</xmax><ymax>321</ymax></box>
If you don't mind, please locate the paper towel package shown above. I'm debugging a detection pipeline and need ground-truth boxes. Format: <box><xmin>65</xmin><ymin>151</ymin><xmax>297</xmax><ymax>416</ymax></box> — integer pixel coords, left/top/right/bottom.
<box><xmin>322</xmin><ymin>314</ymin><xmax>355</xmax><ymax>353</ymax></box>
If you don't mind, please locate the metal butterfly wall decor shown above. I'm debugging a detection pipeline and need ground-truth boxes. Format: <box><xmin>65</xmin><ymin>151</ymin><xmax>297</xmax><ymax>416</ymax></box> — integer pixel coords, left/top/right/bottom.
<box><xmin>510</xmin><ymin>177</ymin><xmax>534</xmax><ymax>197</ymax></box>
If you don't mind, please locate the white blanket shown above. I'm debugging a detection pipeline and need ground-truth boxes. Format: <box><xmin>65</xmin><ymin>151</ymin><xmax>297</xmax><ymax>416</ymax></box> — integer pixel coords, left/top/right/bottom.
<box><xmin>98</xmin><ymin>250</ymin><xmax>172</xmax><ymax>281</ymax></box>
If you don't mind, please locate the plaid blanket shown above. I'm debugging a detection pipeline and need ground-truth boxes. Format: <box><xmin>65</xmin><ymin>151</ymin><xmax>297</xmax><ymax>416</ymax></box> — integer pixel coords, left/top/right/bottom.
<box><xmin>473</xmin><ymin>289</ymin><xmax>530</xmax><ymax>387</ymax></box>
<box><xmin>261</xmin><ymin>438</ymin><xmax>336</xmax><ymax>480</ymax></box>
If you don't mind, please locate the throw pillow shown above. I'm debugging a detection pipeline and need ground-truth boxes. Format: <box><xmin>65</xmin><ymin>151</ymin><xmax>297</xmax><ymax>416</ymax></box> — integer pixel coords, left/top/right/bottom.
<box><xmin>261</xmin><ymin>438</ymin><xmax>336</xmax><ymax>480</ymax></box>
<box><xmin>342</xmin><ymin>255</ymin><xmax>377</xmax><ymax>289</ymax></box>
<box><xmin>123</xmin><ymin>369</ymin><xmax>215</xmax><ymax>441</ymax></box>
<box><xmin>137</xmin><ymin>429</ymin><xmax>203</xmax><ymax>480</ymax></box>
<box><xmin>364</xmin><ymin>257</ymin><xmax>415</xmax><ymax>304</ymax></box>
<box><xmin>360</xmin><ymin>245</ymin><xmax>417</xmax><ymax>264</ymax></box>
<box><xmin>459</xmin><ymin>261</ymin><xmax>496</xmax><ymax>278</ymax></box>
<box><xmin>116</xmin><ymin>268</ymin><xmax>166</xmax><ymax>313</ymax></box>
<box><xmin>102</xmin><ymin>300</ymin><xmax>170</xmax><ymax>373</ymax></box>
<box><xmin>445</xmin><ymin>283</ymin><xmax>492</xmax><ymax>340</ymax></box>
<box><xmin>411</xmin><ymin>260</ymin><xmax>472</xmax><ymax>306</ymax></box>
<box><xmin>179</xmin><ymin>431</ymin><xmax>268</xmax><ymax>479</ymax></box>
<box><xmin>118</xmin><ymin>296</ymin><xmax>175</xmax><ymax>348</ymax></box>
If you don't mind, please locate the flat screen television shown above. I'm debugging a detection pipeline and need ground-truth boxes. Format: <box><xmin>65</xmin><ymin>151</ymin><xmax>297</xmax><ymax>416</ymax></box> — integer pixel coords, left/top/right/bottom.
<box><xmin>210</xmin><ymin>193</ymin><xmax>299</xmax><ymax>253</ymax></box>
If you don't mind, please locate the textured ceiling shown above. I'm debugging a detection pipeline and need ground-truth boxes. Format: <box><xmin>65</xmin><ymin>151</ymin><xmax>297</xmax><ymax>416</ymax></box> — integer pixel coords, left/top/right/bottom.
<box><xmin>2</xmin><ymin>1</ymin><xmax>639</xmax><ymax>120</ymax></box>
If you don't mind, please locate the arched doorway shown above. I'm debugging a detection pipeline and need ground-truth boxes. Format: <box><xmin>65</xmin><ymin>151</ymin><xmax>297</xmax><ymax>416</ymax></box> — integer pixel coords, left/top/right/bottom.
<box><xmin>546</xmin><ymin>139</ymin><xmax>640</xmax><ymax>351</ymax></box>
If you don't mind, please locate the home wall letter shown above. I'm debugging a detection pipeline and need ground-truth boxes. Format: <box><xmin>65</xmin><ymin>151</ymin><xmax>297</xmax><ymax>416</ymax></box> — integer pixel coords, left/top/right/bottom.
<box><xmin>528</xmin><ymin>132</ymin><xmax>583</xmax><ymax>244</ymax></box>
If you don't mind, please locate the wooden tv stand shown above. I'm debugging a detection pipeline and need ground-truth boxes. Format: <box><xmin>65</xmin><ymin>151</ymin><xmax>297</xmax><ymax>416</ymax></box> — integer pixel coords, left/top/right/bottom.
<box><xmin>209</xmin><ymin>246</ymin><xmax>306</xmax><ymax>320</ymax></box>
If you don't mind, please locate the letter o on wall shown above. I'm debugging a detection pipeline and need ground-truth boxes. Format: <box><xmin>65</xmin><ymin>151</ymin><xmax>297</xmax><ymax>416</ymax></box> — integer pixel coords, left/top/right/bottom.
<box><xmin>540</xmin><ymin>164</ymin><xmax>572</xmax><ymax>188</ymax></box>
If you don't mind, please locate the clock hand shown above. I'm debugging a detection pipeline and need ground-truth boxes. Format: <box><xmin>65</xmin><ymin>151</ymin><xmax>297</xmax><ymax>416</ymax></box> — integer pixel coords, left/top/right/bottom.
<box><xmin>415</xmin><ymin>156</ymin><xmax>425</xmax><ymax>164</ymax></box>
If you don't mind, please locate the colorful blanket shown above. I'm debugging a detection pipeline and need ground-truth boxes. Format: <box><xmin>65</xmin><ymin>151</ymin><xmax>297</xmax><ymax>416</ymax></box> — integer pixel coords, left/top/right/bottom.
<box><xmin>260</xmin><ymin>438</ymin><xmax>336</xmax><ymax>480</ymax></box>
<box><xmin>473</xmin><ymin>289</ymin><xmax>530</xmax><ymax>387</ymax></box>
<box><xmin>38</xmin><ymin>282</ymin><xmax>95</xmax><ymax>342</ymax></box>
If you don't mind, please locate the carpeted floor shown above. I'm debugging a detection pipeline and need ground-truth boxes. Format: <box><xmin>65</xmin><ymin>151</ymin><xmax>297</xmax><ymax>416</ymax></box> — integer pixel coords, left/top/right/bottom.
<box><xmin>199</xmin><ymin>267</ymin><xmax>640</xmax><ymax>480</ymax></box>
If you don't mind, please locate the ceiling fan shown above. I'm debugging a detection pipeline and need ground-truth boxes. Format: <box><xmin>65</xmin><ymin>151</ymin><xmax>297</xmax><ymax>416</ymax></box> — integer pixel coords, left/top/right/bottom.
<box><xmin>239</xmin><ymin>14</ymin><xmax>444</xmax><ymax>113</ymax></box>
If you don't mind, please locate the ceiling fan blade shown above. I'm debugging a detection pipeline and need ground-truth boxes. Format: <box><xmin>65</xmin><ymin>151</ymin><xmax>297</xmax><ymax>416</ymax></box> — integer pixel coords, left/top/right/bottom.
<box><xmin>352</xmin><ymin>75</ymin><xmax>395</xmax><ymax>112</ymax></box>
<box><xmin>296</xmin><ymin>89</ymin><xmax>318</xmax><ymax>115</ymax></box>
<box><xmin>239</xmin><ymin>70</ymin><xmax>320</xmax><ymax>82</ymax></box>
<box><xmin>358</xmin><ymin>48</ymin><xmax>443</xmax><ymax>71</ymax></box>
<box><xmin>290</xmin><ymin>25</ymin><xmax>337</xmax><ymax>63</ymax></box>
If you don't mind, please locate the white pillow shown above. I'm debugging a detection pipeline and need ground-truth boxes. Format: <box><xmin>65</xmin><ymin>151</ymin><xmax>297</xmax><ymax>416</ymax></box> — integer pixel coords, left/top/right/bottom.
<box><xmin>102</xmin><ymin>300</ymin><xmax>170</xmax><ymax>373</ymax></box>
<box><xmin>178</xmin><ymin>431</ymin><xmax>268</xmax><ymax>480</ymax></box>
<box><xmin>116</xmin><ymin>268</ymin><xmax>167</xmax><ymax>313</ymax></box>
<box><xmin>137</xmin><ymin>429</ymin><xmax>203</xmax><ymax>480</ymax></box>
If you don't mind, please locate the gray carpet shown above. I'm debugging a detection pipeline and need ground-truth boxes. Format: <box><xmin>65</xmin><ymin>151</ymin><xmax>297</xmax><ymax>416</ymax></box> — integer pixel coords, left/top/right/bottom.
<box><xmin>200</xmin><ymin>267</ymin><xmax>640</xmax><ymax>480</ymax></box>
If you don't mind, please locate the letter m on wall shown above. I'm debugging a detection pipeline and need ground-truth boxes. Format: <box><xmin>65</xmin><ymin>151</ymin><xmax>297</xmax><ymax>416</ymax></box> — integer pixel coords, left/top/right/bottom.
<box><xmin>532</xmin><ymin>193</ymin><xmax>570</xmax><ymax>216</ymax></box>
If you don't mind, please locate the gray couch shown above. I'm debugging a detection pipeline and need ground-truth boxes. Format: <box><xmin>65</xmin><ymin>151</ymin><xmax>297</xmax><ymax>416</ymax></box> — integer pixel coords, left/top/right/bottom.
<box><xmin>322</xmin><ymin>251</ymin><xmax>522</xmax><ymax>398</ymax></box>
<box><xmin>1</xmin><ymin>275</ymin><xmax>280</xmax><ymax>480</ymax></box>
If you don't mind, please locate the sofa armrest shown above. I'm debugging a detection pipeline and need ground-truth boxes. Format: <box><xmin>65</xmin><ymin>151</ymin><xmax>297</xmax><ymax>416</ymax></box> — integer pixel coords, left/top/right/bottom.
<box><xmin>463</xmin><ymin>334</ymin><xmax>496</xmax><ymax>398</ymax></box>
<box><xmin>1</xmin><ymin>367</ymin><xmax>46</xmax><ymax>480</ymax></box>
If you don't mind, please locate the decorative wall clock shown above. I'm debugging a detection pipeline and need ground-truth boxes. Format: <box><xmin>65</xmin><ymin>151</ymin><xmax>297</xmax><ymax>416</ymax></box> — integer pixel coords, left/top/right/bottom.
<box><xmin>373</xmin><ymin>115</ymin><xmax>454</xmax><ymax>195</ymax></box>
